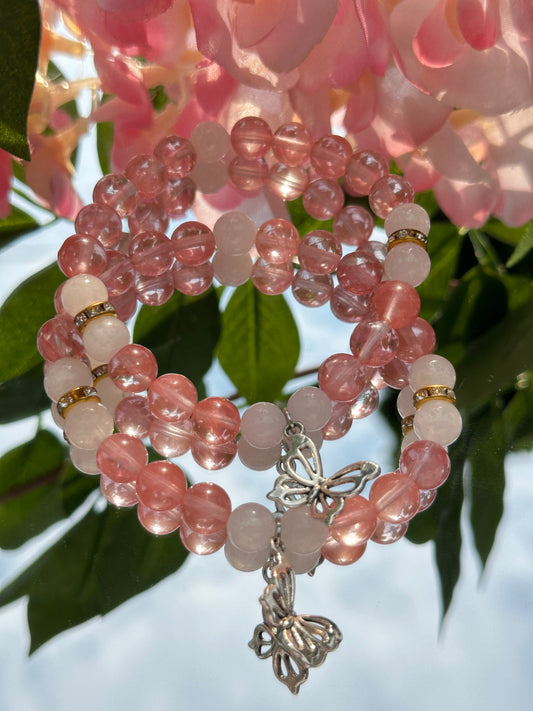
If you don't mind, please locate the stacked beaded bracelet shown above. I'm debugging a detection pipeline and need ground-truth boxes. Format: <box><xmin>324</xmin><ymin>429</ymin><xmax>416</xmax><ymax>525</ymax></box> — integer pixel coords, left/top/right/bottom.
<box><xmin>37</xmin><ymin>117</ymin><xmax>462</xmax><ymax>693</ymax></box>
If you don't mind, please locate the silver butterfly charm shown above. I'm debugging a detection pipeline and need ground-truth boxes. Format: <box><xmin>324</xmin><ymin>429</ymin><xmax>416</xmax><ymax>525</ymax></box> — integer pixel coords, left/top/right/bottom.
<box><xmin>267</xmin><ymin>422</ymin><xmax>381</xmax><ymax>525</ymax></box>
<box><xmin>248</xmin><ymin>538</ymin><xmax>342</xmax><ymax>694</ymax></box>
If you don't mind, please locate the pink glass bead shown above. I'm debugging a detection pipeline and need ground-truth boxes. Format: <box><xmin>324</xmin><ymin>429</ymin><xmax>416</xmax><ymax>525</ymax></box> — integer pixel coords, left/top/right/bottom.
<box><xmin>138</xmin><ymin>504</ymin><xmax>182</xmax><ymax>535</ymax></box>
<box><xmin>192</xmin><ymin>396</ymin><xmax>240</xmax><ymax>445</ymax></box>
<box><xmin>136</xmin><ymin>460</ymin><xmax>187</xmax><ymax>511</ymax></box>
<box><xmin>418</xmin><ymin>489</ymin><xmax>437</xmax><ymax>512</ymax></box>
<box><xmin>330</xmin><ymin>495</ymin><xmax>377</xmax><ymax>546</ymax></box>
<box><xmin>369</xmin><ymin>472</ymin><xmax>420</xmax><ymax>523</ymax></box>
<box><xmin>322</xmin><ymin>401</ymin><xmax>353</xmax><ymax>441</ymax></box>
<box><xmin>384</xmin><ymin>242</ymin><xmax>431</xmax><ymax>287</ymax></box>
<box><xmin>125</xmin><ymin>154</ymin><xmax>167</xmax><ymax>200</ymax></box>
<box><xmin>413</xmin><ymin>401</ymin><xmax>462</xmax><ymax>446</ymax></box>
<box><xmin>384</xmin><ymin>202</ymin><xmax>431</xmax><ymax>237</ymax></box>
<box><xmin>272</xmin><ymin>122</ymin><xmax>313</xmax><ymax>166</ymax></box>
<box><xmin>287</xmin><ymin>386</ymin><xmax>332</xmax><ymax>431</ymax></box>
<box><xmin>343</xmin><ymin>150</ymin><xmax>388</xmax><ymax>197</ymax></box>
<box><xmin>298</xmin><ymin>230</ymin><xmax>342</xmax><ymax>275</ymax></box>
<box><xmin>181</xmin><ymin>481</ymin><xmax>231</xmax><ymax>534</ymax></box>
<box><xmin>240</xmin><ymin>402</ymin><xmax>286</xmax><ymax>449</ymax></box>
<box><xmin>180</xmin><ymin>520</ymin><xmax>227</xmax><ymax>555</ymax></box>
<box><xmin>115</xmin><ymin>395</ymin><xmax>151</xmax><ymax>437</ymax></box>
<box><xmin>190</xmin><ymin>437</ymin><xmax>237</xmax><ymax>470</ymax></box>
<box><xmin>381</xmin><ymin>358</ymin><xmax>410</xmax><ymax>389</ymax></box>
<box><xmin>110</xmin><ymin>288</ymin><xmax>137</xmax><ymax>321</ymax></box>
<box><xmin>318</xmin><ymin>353</ymin><xmax>366</xmax><ymax>402</ymax></box>
<box><xmin>280</xmin><ymin>507</ymin><xmax>329</xmax><ymax>555</ymax></box>
<box><xmin>37</xmin><ymin>314</ymin><xmax>84</xmax><ymax>362</ymax></box>
<box><xmin>96</xmin><ymin>433</ymin><xmax>148</xmax><ymax>484</ymax></box>
<box><xmin>363</xmin><ymin>240</ymin><xmax>387</xmax><ymax>263</ymax></box>
<box><xmin>333</xmin><ymin>205</ymin><xmax>374</xmax><ymax>247</ymax></box>
<box><xmin>266</xmin><ymin>163</ymin><xmax>308</xmax><ymax>200</ymax></box>
<box><xmin>399</xmin><ymin>440</ymin><xmax>451</xmax><ymax>489</ymax></box>
<box><xmin>350</xmin><ymin>319</ymin><xmax>399</xmax><ymax>367</ymax></box>
<box><xmin>212</xmin><ymin>251</ymin><xmax>252</xmax><ymax>286</ymax></box>
<box><xmin>149</xmin><ymin>417</ymin><xmax>192</xmax><ymax>458</ymax></box>
<box><xmin>409</xmin><ymin>354</ymin><xmax>456</xmax><ymax>390</ymax></box>
<box><xmin>397</xmin><ymin>318</ymin><xmax>436</xmax><ymax>363</ymax></box>
<box><xmin>109</xmin><ymin>344</ymin><xmax>158</xmax><ymax>392</ymax></box>
<box><xmin>252</xmin><ymin>259</ymin><xmax>293</xmax><ymax>295</ymax></box>
<box><xmin>369</xmin><ymin>175</ymin><xmax>415</xmax><ymax>219</ymax></box>
<box><xmin>173</xmin><ymin>261</ymin><xmax>213</xmax><ymax>295</ymax></box>
<box><xmin>64</xmin><ymin>400</ymin><xmax>114</xmax><ymax>450</ymax></box>
<box><xmin>129</xmin><ymin>231</ymin><xmax>173</xmax><ymax>277</ymax></box>
<box><xmin>372</xmin><ymin>280</ymin><xmax>421</xmax><ymax>329</ymax></box>
<box><xmin>368</xmin><ymin>366</ymin><xmax>387</xmax><ymax>391</ymax></box>
<box><xmin>291</xmin><ymin>270</ymin><xmax>333</xmax><ymax>307</ymax></box>
<box><xmin>256</xmin><ymin>218</ymin><xmax>300</xmax><ymax>264</ymax></box>
<box><xmin>191</xmin><ymin>159</ymin><xmax>228</xmax><ymax>194</ymax></box>
<box><xmin>69</xmin><ymin>445</ymin><xmax>99</xmax><ymax>475</ymax></box>
<box><xmin>171</xmin><ymin>221</ymin><xmax>215</xmax><ymax>266</ymax></box>
<box><xmin>93</xmin><ymin>173</ymin><xmax>138</xmax><ymax>217</ymax></box>
<box><xmin>75</xmin><ymin>203</ymin><xmax>122</xmax><ymax>249</ymax></box>
<box><xmin>237</xmin><ymin>438</ymin><xmax>281</xmax><ymax>471</ymax></box>
<box><xmin>228</xmin><ymin>156</ymin><xmax>268</xmax><ymax>191</ymax></box>
<box><xmin>148</xmin><ymin>373</ymin><xmax>197</xmax><ymax>423</ymax></box>
<box><xmin>302</xmin><ymin>178</ymin><xmax>344</xmax><ymax>220</ymax></box>
<box><xmin>58</xmin><ymin>234</ymin><xmax>107</xmax><ymax>277</ymax></box>
<box><xmin>321</xmin><ymin>538</ymin><xmax>367</xmax><ymax>566</ymax></box>
<box><xmin>310</xmin><ymin>135</ymin><xmax>352</xmax><ymax>180</ymax></box>
<box><xmin>330</xmin><ymin>286</ymin><xmax>371</xmax><ymax>323</ymax></box>
<box><xmin>100</xmin><ymin>474</ymin><xmax>138</xmax><ymax>508</ymax></box>
<box><xmin>371</xmin><ymin>519</ymin><xmax>408</xmax><ymax>544</ymax></box>
<box><xmin>117</xmin><ymin>232</ymin><xmax>132</xmax><ymax>254</ymax></box>
<box><xmin>154</xmin><ymin>135</ymin><xmax>196</xmax><ymax>179</ymax></box>
<box><xmin>99</xmin><ymin>250</ymin><xmax>135</xmax><ymax>298</ymax></box>
<box><xmin>351</xmin><ymin>384</ymin><xmax>379</xmax><ymax>419</ymax></box>
<box><xmin>190</xmin><ymin>121</ymin><xmax>231</xmax><ymax>162</ymax></box>
<box><xmin>337</xmin><ymin>252</ymin><xmax>383</xmax><ymax>295</ymax></box>
<box><xmin>231</xmin><ymin>116</ymin><xmax>272</xmax><ymax>159</ymax></box>
<box><xmin>162</xmin><ymin>177</ymin><xmax>196</xmax><ymax>216</ymax></box>
<box><xmin>44</xmin><ymin>357</ymin><xmax>93</xmax><ymax>401</ymax></box>
<box><xmin>135</xmin><ymin>271</ymin><xmax>175</xmax><ymax>305</ymax></box>
<box><xmin>128</xmin><ymin>200</ymin><xmax>169</xmax><ymax>235</ymax></box>
<box><xmin>213</xmin><ymin>211</ymin><xmax>256</xmax><ymax>255</ymax></box>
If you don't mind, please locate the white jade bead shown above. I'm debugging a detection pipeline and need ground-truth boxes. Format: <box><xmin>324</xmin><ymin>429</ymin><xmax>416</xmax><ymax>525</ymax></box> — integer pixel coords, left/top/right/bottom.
<box><xmin>82</xmin><ymin>315</ymin><xmax>130</xmax><ymax>362</ymax></box>
<box><xmin>69</xmin><ymin>445</ymin><xmax>100</xmax><ymax>474</ymax></box>
<box><xmin>227</xmin><ymin>503</ymin><xmax>276</xmax><ymax>552</ymax></box>
<box><xmin>409</xmin><ymin>354</ymin><xmax>456</xmax><ymax>391</ymax></box>
<box><xmin>384</xmin><ymin>203</ymin><xmax>431</xmax><ymax>236</ymax></box>
<box><xmin>190</xmin><ymin>121</ymin><xmax>230</xmax><ymax>162</ymax></box>
<box><xmin>212</xmin><ymin>251</ymin><xmax>253</xmax><ymax>286</ymax></box>
<box><xmin>190</xmin><ymin>160</ymin><xmax>228</xmax><ymax>193</ymax></box>
<box><xmin>397</xmin><ymin>386</ymin><xmax>416</xmax><ymax>417</ymax></box>
<box><xmin>240</xmin><ymin>402</ymin><xmax>287</xmax><ymax>449</ymax></box>
<box><xmin>213</xmin><ymin>211</ymin><xmax>256</xmax><ymax>255</ymax></box>
<box><xmin>285</xmin><ymin>549</ymin><xmax>322</xmax><ymax>575</ymax></box>
<box><xmin>224</xmin><ymin>539</ymin><xmax>269</xmax><ymax>572</ymax></box>
<box><xmin>61</xmin><ymin>274</ymin><xmax>109</xmax><ymax>316</ymax></box>
<box><xmin>281</xmin><ymin>507</ymin><xmax>329</xmax><ymax>555</ymax></box>
<box><xmin>413</xmin><ymin>400</ymin><xmax>462</xmax><ymax>446</ymax></box>
<box><xmin>384</xmin><ymin>243</ymin><xmax>431</xmax><ymax>286</ymax></box>
<box><xmin>44</xmin><ymin>357</ymin><xmax>93</xmax><ymax>401</ymax></box>
<box><xmin>95</xmin><ymin>374</ymin><xmax>126</xmax><ymax>414</ymax></box>
<box><xmin>64</xmin><ymin>400</ymin><xmax>115</xmax><ymax>450</ymax></box>
<box><xmin>401</xmin><ymin>429</ymin><xmax>419</xmax><ymax>451</ymax></box>
<box><xmin>51</xmin><ymin>403</ymin><xmax>65</xmax><ymax>429</ymax></box>
<box><xmin>287</xmin><ymin>387</ymin><xmax>332</xmax><ymax>431</ymax></box>
<box><xmin>237</xmin><ymin>437</ymin><xmax>281</xmax><ymax>471</ymax></box>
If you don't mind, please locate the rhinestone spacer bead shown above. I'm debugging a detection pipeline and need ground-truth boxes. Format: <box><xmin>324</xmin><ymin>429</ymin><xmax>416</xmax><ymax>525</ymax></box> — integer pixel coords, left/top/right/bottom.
<box><xmin>91</xmin><ymin>363</ymin><xmax>109</xmax><ymax>381</ymax></box>
<box><xmin>401</xmin><ymin>414</ymin><xmax>414</xmax><ymax>435</ymax></box>
<box><xmin>57</xmin><ymin>385</ymin><xmax>100</xmax><ymax>418</ymax></box>
<box><xmin>387</xmin><ymin>228</ymin><xmax>428</xmax><ymax>251</ymax></box>
<box><xmin>413</xmin><ymin>385</ymin><xmax>456</xmax><ymax>409</ymax></box>
<box><xmin>74</xmin><ymin>301</ymin><xmax>117</xmax><ymax>332</ymax></box>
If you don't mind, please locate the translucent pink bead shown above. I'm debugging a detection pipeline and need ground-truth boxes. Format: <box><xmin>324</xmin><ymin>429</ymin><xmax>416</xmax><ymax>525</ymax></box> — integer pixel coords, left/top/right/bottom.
<box><xmin>229</xmin><ymin>156</ymin><xmax>268</xmax><ymax>191</ymax></box>
<box><xmin>135</xmin><ymin>271</ymin><xmax>175</xmax><ymax>305</ymax></box>
<box><xmin>190</xmin><ymin>437</ymin><xmax>237</xmax><ymax>470</ymax></box>
<box><xmin>384</xmin><ymin>243</ymin><xmax>431</xmax><ymax>286</ymax></box>
<box><xmin>369</xmin><ymin>175</ymin><xmax>415</xmax><ymax>219</ymax></box>
<box><xmin>136</xmin><ymin>460</ymin><xmax>187</xmax><ymax>511</ymax></box>
<box><xmin>318</xmin><ymin>353</ymin><xmax>366</xmax><ymax>402</ymax></box>
<box><xmin>397</xmin><ymin>318</ymin><xmax>436</xmax><ymax>363</ymax></box>
<box><xmin>69</xmin><ymin>445</ymin><xmax>99</xmax><ymax>475</ymax></box>
<box><xmin>148</xmin><ymin>373</ymin><xmax>197</xmax><ymax>423</ymax></box>
<box><xmin>369</xmin><ymin>472</ymin><xmax>420</xmax><ymax>523</ymax></box>
<box><xmin>75</xmin><ymin>203</ymin><xmax>122</xmax><ymax>248</ymax></box>
<box><xmin>321</xmin><ymin>538</ymin><xmax>366</xmax><ymax>566</ymax></box>
<box><xmin>363</xmin><ymin>240</ymin><xmax>387</xmax><ymax>263</ymax></box>
<box><xmin>287</xmin><ymin>386</ymin><xmax>332</xmax><ymax>430</ymax></box>
<box><xmin>125</xmin><ymin>154</ymin><xmax>167</xmax><ymax>200</ymax></box>
<box><xmin>154</xmin><ymin>135</ymin><xmax>196</xmax><ymax>179</ymax></box>
<box><xmin>61</xmin><ymin>274</ymin><xmax>108</xmax><ymax>316</ymax></box>
<box><xmin>138</xmin><ymin>504</ymin><xmax>182</xmax><ymax>535</ymax></box>
<box><xmin>213</xmin><ymin>211</ymin><xmax>256</xmax><ymax>255</ymax></box>
<box><xmin>272</xmin><ymin>122</ymin><xmax>313</xmax><ymax>166</ymax></box>
<box><xmin>409</xmin><ymin>354</ymin><xmax>456</xmax><ymax>390</ymax></box>
<box><xmin>266</xmin><ymin>163</ymin><xmax>308</xmax><ymax>200</ymax></box>
<box><xmin>101</xmin><ymin>474</ymin><xmax>138</xmax><ymax>508</ymax></box>
<box><xmin>109</xmin><ymin>344</ymin><xmax>158</xmax><ymax>392</ymax></box>
<box><xmin>37</xmin><ymin>315</ymin><xmax>84</xmax><ymax>362</ymax></box>
<box><xmin>116</xmin><ymin>232</ymin><xmax>132</xmax><ymax>254</ymax></box>
<box><xmin>181</xmin><ymin>481</ymin><xmax>231</xmax><ymax>534</ymax></box>
<box><xmin>371</xmin><ymin>519</ymin><xmax>408</xmax><ymax>544</ymax></box>
<box><xmin>192</xmin><ymin>396</ymin><xmax>240</xmax><ymax>445</ymax></box>
<box><xmin>190</xmin><ymin>159</ymin><xmax>228</xmax><ymax>194</ymax></box>
<box><xmin>173</xmin><ymin>262</ymin><xmax>213</xmax><ymax>295</ymax></box>
<box><xmin>399</xmin><ymin>440</ymin><xmax>451</xmax><ymax>489</ymax></box>
<box><xmin>252</xmin><ymin>259</ymin><xmax>293</xmax><ymax>295</ymax></box>
<box><xmin>237</xmin><ymin>437</ymin><xmax>281</xmax><ymax>471</ymax></box>
<box><xmin>302</xmin><ymin>178</ymin><xmax>344</xmax><ymax>220</ymax></box>
<box><xmin>418</xmin><ymin>489</ymin><xmax>437</xmax><ymax>512</ymax></box>
<box><xmin>109</xmin><ymin>288</ymin><xmax>138</xmax><ymax>322</ymax></box>
<box><xmin>64</xmin><ymin>400</ymin><xmax>115</xmax><ymax>449</ymax></box>
<box><xmin>93</xmin><ymin>173</ymin><xmax>138</xmax><ymax>217</ymax></box>
<box><xmin>180</xmin><ymin>520</ymin><xmax>227</xmax><ymax>555</ymax></box>
<box><xmin>372</xmin><ymin>280</ymin><xmax>421</xmax><ymax>329</ymax></box>
<box><xmin>227</xmin><ymin>502</ymin><xmax>276</xmax><ymax>553</ymax></box>
<box><xmin>413</xmin><ymin>401</ymin><xmax>462</xmax><ymax>446</ymax></box>
<box><xmin>298</xmin><ymin>230</ymin><xmax>342</xmax><ymax>275</ymax></box>
<box><xmin>256</xmin><ymin>218</ymin><xmax>299</xmax><ymax>264</ymax></box>
<box><xmin>322</xmin><ymin>401</ymin><xmax>353</xmax><ymax>441</ymax></box>
<box><xmin>397</xmin><ymin>386</ymin><xmax>416</xmax><ymax>417</ymax></box>
<box><xmin>190</xmin><ymin>121</ymin><xmax>231</xmax><ymax>162</ymax></box>
<box><xmin>129</xmin><ymin>231</ymin><xmax>173</xmax><ymax>276</ymax></box>
<box><xmin>82</xmin><ymin>314</ymin><xmax>130</xmax><ymax>363</ymax></box>
<box><xmin>115</xmin><ymin>395</ymin><xmax>151</xmax><ymax>437</ymax></box>
<box><xmin>231</xmin><ymin>116</ymin><xmax>272</xmax><ymax>159</ymax></box>
<box><xmin>337</xmin><ymin>252</ymin><xmax>383</xmax><ymax>295</ymax></box>
<box><xmin>330</xmin><ymin>286</ymin><xmax>371</xmax><ymax>323</ymax></box>
<box><xmin>99</xmin><ymin>250</ymin><xmax>135</xmax><ymax>298</ymax></box>
<box><xmin>96</xmin><ymin>433</ymin><xmax>148</xmax><ymax>483</ymax></box>
<box><xmin>212</xmin><ymin>251</ymin><xmax>252</xmax><ymax>286</ymax></box>
<box><xmin>281</xmin><ymin>507</ymin><xmax>329</xmax><ymax>554</ymax></box>
<box><xmin>350</xmin><ymin>319</ymin><xmax>399</xmax><ymax>367</ymax></box>
<box><xmin>351</xmin><ymin>384</ymin><xmax>379</xmax><ymax>419</ymax></box>
<box><xmin>381</xmin><ymin>358</ymin><xmax>410</xmax><ymax>389</ymax></box>
<box><xmin>330</xmin><ymin>495</ymin><xmax>377</xmax><ymax>546</ymax></box>
<box><xmin>368</xmin><ymin>366</ymin><xmax>387</xmax><ymax>391</ymax></box>
<box><xmin>343</xmin><ymin>150</ymin><xmax>388</xmax><ymax>197</ymax></box>
<box><xmin>291</xmin><ymin>270</ymin><xmax>333</xmax><ymax>307</ymax></box>
<box><xmin>128</xmin><ymin>200</ymin><xmax>169</xmax><ymax>235</ymax></box>
<box><xmin>149</xmin><ymin>417</ymin><xmax>192</xmax><ymax>457</ymax></box>
<box><xmin>240</xmin><ymin>402</ymin><xmax>286</xmax><ymax>449</ymax></box>
<box><xmin>44</xmin><ymin>356</ymin><xmax>93</xmax><ymax>401</ymax></box>
<box><xmin>162</xmin><ymin>177</ymin><xmax>196</xmax><ymax>216</ymax></box>
<box><xmin>384</xmin><ymin>202</ymin><xmax>431</xmax><ymax>237</ymax></box>
<box><xmin>58</xmin><ymin>235</ymin><xmax>107</xmax><ymax>277</ymax></box>
<box><xmin>310</xmin><ymin>135</ymin><xmax>351</xmax><ymax>180</ymax></box>
<box><xmin>333</xmin><ymin>205</ymin><xmax>374</xmax><ymax>247</ymax></box>
<box><xmin>171</xmin><ymin>221</ymin><xmax>215</xmax><ymax>266</ymax></box>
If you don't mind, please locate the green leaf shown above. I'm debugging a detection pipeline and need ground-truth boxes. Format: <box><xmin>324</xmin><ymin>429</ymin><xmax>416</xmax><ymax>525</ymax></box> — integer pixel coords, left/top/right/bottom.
<box><xmin>0</xmin><ymin>0</ymin><xmax>40</xmax><ymax>160</ymax></box>
<box><xmin>0</xmin><ymin>362</ymin><xmax>49</xmax><ymax>424</ymax></box>
<box><xmin>0</xmin><ymin>263</ymin><xmax>63</xmax><ymax>383</ymax></box>
<box><xmin>217</xmin><ymin>282</ymin><xmax>300</xmax><ymax>403</ymax></box>
<box><xmin>0</xmin><ymin>205</ymin><xmax>39</xmax><ymax>250</ymax></box>
<box><xmin>96</xmin><ymin>121</ymin><xmax>114</xmax><ymax>176</ymax></box>
<box><xmin>469</xmin><ymin>229</ymin><xmax>504</xmax><ymax>271</ymax></box>
<box><xmin>0</xmin><ymin>504</ymin><xmax>188</xmax><ymax>652</ymax></box>
<box><xmin>505</xmin><ymin>221</ymin><xmax>533</xmax><ymax>268</ymax></box>
<box><xmin>417</xmin><ymin>222</ymin><xmax>464</xmax><ymax>321</ymax></box>
<box><xmin>502</xmin><ymin>379</ymin><xmax>533</xmax><ymax>451</ymax></box>
<box><xmin>483</xmin><ymin>218</ymin><xmax>529</xmax><ymax>248</ymax></box>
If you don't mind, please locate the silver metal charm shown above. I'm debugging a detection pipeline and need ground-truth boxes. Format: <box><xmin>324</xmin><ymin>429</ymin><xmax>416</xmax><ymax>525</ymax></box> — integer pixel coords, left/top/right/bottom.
<box><xmin>248</xmin><ymin>537</ymin><xmax>342</xmax><ymax>694</ymax></box>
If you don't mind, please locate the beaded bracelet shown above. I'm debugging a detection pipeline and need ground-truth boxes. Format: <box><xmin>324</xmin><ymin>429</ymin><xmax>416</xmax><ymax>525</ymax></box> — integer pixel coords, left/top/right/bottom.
<box><xmin>37</xmin><ymin>117</ymin><xmax>462</xmax><ymax>694</ymax></box>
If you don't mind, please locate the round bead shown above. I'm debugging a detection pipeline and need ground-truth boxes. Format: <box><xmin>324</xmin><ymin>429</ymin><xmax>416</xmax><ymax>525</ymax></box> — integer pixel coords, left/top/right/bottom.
<box><xmin>212</xmin><ymin>251</ymin><xmax>253</xmax><ymax>286</ymax></box>
<box><xmin>287</xmin><ymin>386</ymin><xmax>332</xmax><ymax>431</ymax></box>
<box><xmin>162</xmin><ymin>177</ymin><xmax>196</xmax><ymax>216</ymax></box>
<box><xmin>99</xmin><ymin>250</ymin><xmax>135</xmax><ymax>297</ymax></box>
<box><xmin>252</xmin><ymin>258</ymin><xmax>293</xmax><ymax>295</ymax></box>
<box><xmin>372</xmin><ymin>280</ymin><xmax>421</xmax><ymax>329</ymax></box>
<box><xmin>256</xmin><ymin>218</ymin><xmax>300</xmax><ymax>264</ymax></box>
<box><xmin>192</xmin><ymin>397</ymin><xmax>240</xmax><ymax>445</ymax></box>
<box><xmin>190</xmin><ymin>159</ymin><xmax>228</xmax><ymax>194</ymax></box>
<box><xmin>371</xmin><ymin>519</ymin><xmax>408</xmax><ymax>544</ymax></box>
<box><xmin>318</xmin><ymin>353</ymin><xmax>366</xmax><ymax>402</ymax></box>
<box><xmin>100</xmin><ymin>475</ymin><xmax>138</xmax><ymax>508</ymax></box>
<box><xmin>190</xmin><ymin>121</ymin><xmax>231</xmax><ymax>162</ymax></box>
<box><xmin>418</xmin><ymin>489</ymin><xmax>437</xmax><ymax>511</ymax></box>
<box><xmin>213</xmin><ymin>211</ymin><xmax>256</xmax><ymax>256</ymax></box>
<box><xmin>240</xmin><ymin>402</ymin><xmax>286</xmax><ymax>449</ymax></box>
<box><xmin>154</xmin><ymin>135</ymin><xmax>196</xmax><ymax>179</ymax></box>
<box><xmin>285</xmin><ymin>549</ymin><xmax>322</xmax><ymax>575</ymax></box>
<box><xmin>180</xmin><ymin>520</ymin><xmax>227</xmax><ymax>555</ymax></box>
<box><xmin>129</xmin><ymin>231</ymin><xmax>173</xmax><ymax>276</ymax></box>
<box><xmin>75</xmin><ymin>203</ymin><xmax>122</xmax><ymax>248</ymax></box>
<box><xmin>94</xmin><ymin>374</ymin><xmax>126</xmax><ymax>414</ymax></box>
<box><xmin>135</xmin><ymin>271</ymin><xmax>175</xmax><ymax>305</ymax></box>
<box><xmin>61</xmin><ymin>274</ymin><xmax>108</xmax><ymax>316</ymax></box>
<box><xmin>399</xmin><ymin>440</ymin><xmax>451</xmax><ymax>489</ymax></box>
<box><xmin>266</xmin><ymin>163</ymin><xmax>308</xmax><ymax>200</ymax></box>
<box><xmin>93</xmin><ymin>173</ymin><xmax>138</xmax><ymax>217</ymax></box>
<box><xmin>330</xmin><ymin>495</ymin><xmax>377</xmax><ymax>546</ymax></box>
<box><xmin>280</xmin><ymin>507</ymin><xmax>329</xmax><ymax>555</ymax></box>
<box><xmin>350</xmin><ymin>320</ymin><xmax>399</xmax><ymax>366</ymax></box>
<box><xmin>227</xmin><ymin>503</ymin><xmax>276</xmax><ymax>553</ymax></box>
<box><xmin>149</xmin><ymin>418</ymin><xmax>192</xmax><ymax>458</ymax></box>
<box><xmin>237</xmin><ymin>438</ymin><xmax>281</xmax><ymax>471</ymax></box>
<box><xmin>148</xmin><ymin>373</ymin><xmax>197</xmax><ymax>423</ymax></box>
<box><xmin>321</xmin><ymin>537</ymin><xmax>367</xmax><ymax>566</ymax></box>
<box><xmin>369</xmin><ymin>174</ymin><xmax>415</xmax><ymax>218</ymax></box>
<box><xmin>69</xmin><ymin>445</ymin><xmax>99</xmax><ymax>475</ymax></box>
<box><xmin>96</xmin><ymin>433</ymin><xmax>148</xmax><ymax>483</ymax></box>
<box><xmin>384</xmin><ymin>242</ymin><xmax>431</xmax><ymax>286</ymax></box>
<box><xmin>401</xmin><ymin>430</ymin><xmax>419</xmax><ymax>451</ymax></box>
<box><xmin>108</xmin><ymin>344</ymin><xmax>158</xmax><ymax>392</ymax></box>
<box><xmin>190</xmin><ymin>437</ymin><xmax>237</xmax><ymax>470</ymax></box>
<box><xmin>125</xmin><ymin>154</ymin><xmax>167</xmax><ymax>200</ymax></box>
<box><xmin>396</xmin><ymin>318</ymin><xmax>436</xmax><ymax>363</ymax></box>
<box><xmin>343</xmin><ymin>150</ymin><xmax>388</xmax><ymax>197</ymax></box>
<box><xmin>291</xmin><ymin>270</ymin><xmax>333</xmax><ymax>307</ymax></box>
<box><xmin>58</xmin><ymin>235</ymin><xmax>107</xmax><ymax>277</ymax></box>
<box><xmin>224</xmin><ymin>540</ymin><xmax>269</xmax><ymax>572</ymax></box>
<box><xmin>64</xmin><ymin>400</ymin><xmax>115</xmax><ymax>449</ymax></box>
<box><xmin>397</xmin><ymin>386</ymin><xmax>416</xmax><ymax>417</ymax></box>
<box><xmin>173</xmin><ymin>261</ymin><xmax>214</xmax><ymax>295</ymax></box>
<box><xmin>115</xmin><ymin>395</ymin><xmax>151</xmax><ymax>437</ymax></box>
<box><xmin>128</xmin><ymin>200</ymin><xmax>169</xmax><ymax>235</ymax></box>
<box><xmin>37</xmin><ymin>315</ymin><xmax>84</xmax><ymax>362</ymax></box>
<box><xmin>409</xmin><ymin>354</ymin><xmax>456</xmax><ymax>391</ymax></box>
<box><xmin>272</xmin><ymin>122</ymin><xmax>313</xmax><ymax>166</ymax></box>
<box><xmin>351</xmin><ymin>384</ymin><xmax>379</xmax><ymax>419</ymax></box>
<box><xmin>228</xmin><ymin>156</ymin><xmax>268</xmax><ymax>191</ymax></box>
<box><xmin>413</xmin><ymin>400</ymin><xmax>462</xmax><ymax>446</ymax></box>
<box><xmin>322</xmin><ymin>401</ymin><xmax>353</xmax><ymax>441</ymax></box>
<box><xmin>231</xmin><ymin>116</ymin><xmax>272</xmax><ymax>159</ymax></box>
<box><xmin>138</xmin><ymin>504</ymin><xmax>182</xmax><ymax>535</ymax></box>
<box><xmin>298</xmin><ymin>230</ymin><xmax>342</xmax><ymax>275</ymax></box>
<box><xmin>330</xmin><ymin>286</ymin><xmax>371</xmax><ymax>323</ymax></box>
<box><xmin>310</xmin><ymin>135</ymin><xmax>352</xmax><ymax>179</ymax></box>
<box><xmin>369</xmin><ymin>472</ymin><xmax>420</xmax><ymax>523</ymax></box>
<box><xmin>336</xmin><ymin>252</ymin><xmax>383</xmax><ymax>295</ymax></box>
<box><xmin>44</xmin><ymin>357</ymin><xmax>93</xmax><ymax>401</ymax></box>
<box><xmin>171</xmin><ymin>221</ymin><xmax>215</xmax><ymax>266</ymax></box>
<box><xmin>181</xmin><ymin>482</ymin><xmax>231</xmax><ymax>534</ymax></box>
<box><xmin>136</xmin><ymin>460</ymin><xmax>187</xmax><ymax>511</ymax></box>
<box><xmin>333</xmin><ymin>206</ymin><xmax>374</xmax><ymax>247</ymax></box>
<box><xmin>302</xmin><ymin>178</ymin><xmax>344</xmax><ymax>220</ymax></box>
<box><xmin>82</xmin><ymin>314</ymin><xmax>130</xmax><ymax>363</ymax></box>
<box><xmin>384</xmin><ymin>203</ymin><xmax>430</xmax><ymax>237</ymax></box>
<box><xmin>381</xmin><ymin>358</ymin><xmax>410</xmax><ymax>389</ymax></box>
